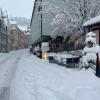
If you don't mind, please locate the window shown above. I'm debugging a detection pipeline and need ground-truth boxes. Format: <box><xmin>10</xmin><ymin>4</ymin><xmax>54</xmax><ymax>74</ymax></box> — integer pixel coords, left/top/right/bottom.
<box><xmin>38</xmin><ymin>6</ymin><xmax>42</xmax><ymax>12</ymax></box>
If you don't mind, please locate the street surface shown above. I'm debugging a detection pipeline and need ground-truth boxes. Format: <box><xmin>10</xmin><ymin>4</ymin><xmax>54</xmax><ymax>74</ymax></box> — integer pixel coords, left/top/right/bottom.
<box><xmin>0</xmin><ymin>49</ymin><xmax>100</xmax><ymax>100</ymax></box>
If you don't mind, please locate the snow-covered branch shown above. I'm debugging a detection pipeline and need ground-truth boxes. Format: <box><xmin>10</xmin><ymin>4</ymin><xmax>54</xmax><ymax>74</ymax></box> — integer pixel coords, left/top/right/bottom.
<box><xmin>38</xmin><ymin>0</ymin><xmax>100</xmax><ymax>37</ymax></box>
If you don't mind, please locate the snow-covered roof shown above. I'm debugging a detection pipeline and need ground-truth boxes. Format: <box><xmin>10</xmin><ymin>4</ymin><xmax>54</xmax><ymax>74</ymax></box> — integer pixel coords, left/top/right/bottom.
<box><xmin>4</xmin><ymin>18</ymin><xmax>10</xmax><ymax>27</ymax></box>
<box><xmin>10</xmin><ymin>20</ymin><xmax>17</xmax><ymax>25</ymax></box>
<box><xmin>83</xmin><ymin>15</ymin><xmax>100</xmax><ymax>27</ymax></box>
<box><xmin>25</xmin><ymin>32</ymin><xmax>30</xmax><ymax>35</ymax></box>
<box><xmin>18</xmin><ymin>25</ymin><xmax>28</xmax><ymax>32</ymax></box>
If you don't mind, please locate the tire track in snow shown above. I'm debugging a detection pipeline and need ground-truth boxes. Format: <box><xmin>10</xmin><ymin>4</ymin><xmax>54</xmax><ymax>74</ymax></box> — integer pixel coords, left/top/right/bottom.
<box><xmin>0</xmin><ymin>54</ymin><xmax>14</xmax><ymax>67</ymax></box>
<box><xmin>0</xmin><ymin>51</ymin><xmax>22</xmax><ymax>67</ymax></box>
<box><xmin>0</xmin><ymin>51</ymin><xmax>25</xmax><ymax>100</ymax></box>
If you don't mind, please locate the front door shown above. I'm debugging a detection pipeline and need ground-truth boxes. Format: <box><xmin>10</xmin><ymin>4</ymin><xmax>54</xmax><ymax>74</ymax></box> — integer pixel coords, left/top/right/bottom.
<box><xmin>92</xmin><ymin>30</ymin><xmax>100</xmax><ymax>45</ymax></box>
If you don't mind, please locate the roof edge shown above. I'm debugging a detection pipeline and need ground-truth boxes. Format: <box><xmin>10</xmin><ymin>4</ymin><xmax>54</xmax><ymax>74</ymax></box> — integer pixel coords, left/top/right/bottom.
<box><xmin>83</xmin><ymin>15</ymin><xmax>100</xmax><ymax>27</ymax></box>
<box><xmin>30</xmin><ymin>0</ymin><xmax>37</xmax><ymax>27</ymax></box>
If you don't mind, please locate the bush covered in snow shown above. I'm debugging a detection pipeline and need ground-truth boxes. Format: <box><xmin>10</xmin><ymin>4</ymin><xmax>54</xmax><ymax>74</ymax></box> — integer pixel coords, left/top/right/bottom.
<box><xmin>81</xmin><ymin>32</ymin><xmax>100</xmax><ymax>69</ymax></box>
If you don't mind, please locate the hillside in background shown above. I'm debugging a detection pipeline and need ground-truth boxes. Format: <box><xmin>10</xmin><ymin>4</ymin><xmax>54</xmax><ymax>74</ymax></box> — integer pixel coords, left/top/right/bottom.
<box><xmin>10</xmin><ymin>17</ymin><xmax>30</xmax><ymax>26</ymax></box>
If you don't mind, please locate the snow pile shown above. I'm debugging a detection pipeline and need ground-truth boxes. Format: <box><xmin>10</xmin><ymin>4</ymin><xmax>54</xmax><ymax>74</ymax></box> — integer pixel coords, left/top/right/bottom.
<box><xmin>53</xmin><ymin>52</ymin><xmax>80</xmax><ymax>64</ymax></box>
<box><xmin>83</xmin><ymin>15</ymin><xmax>100</xmax><ymax>27</ymax></box>
<box><xmin>85</xmin><ymin>32</ymin><xmax>96</xmax><ymax>46</ymax></box>
<box><xmin>83</xmin><ymin>45</ymin><xmax>100</xmax><ymax>54</ymax></box>
<box><xmin>10</xmin><ymin>20</ymin><xmax>17</xmax><ymax>25</ymax></box>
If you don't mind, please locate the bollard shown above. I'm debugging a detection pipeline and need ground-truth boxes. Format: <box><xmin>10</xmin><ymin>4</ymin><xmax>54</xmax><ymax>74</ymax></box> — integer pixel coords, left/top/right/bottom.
<box><xmin>95</xmin><ymin>53</ymin><xmax>100</xmax><ymax>77</ymax></box>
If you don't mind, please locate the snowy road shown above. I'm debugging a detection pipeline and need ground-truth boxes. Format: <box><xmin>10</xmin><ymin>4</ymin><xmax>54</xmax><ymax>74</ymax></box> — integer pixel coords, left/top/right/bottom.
<box><xmin>0</xmin><ymin>50</ymin><xmax>29</xmax><ymax>100</ymax></box>
<box><xmin>0</xmin><ymin>49</ymin><xmax>100</xmax><ymax>100</ymax></box>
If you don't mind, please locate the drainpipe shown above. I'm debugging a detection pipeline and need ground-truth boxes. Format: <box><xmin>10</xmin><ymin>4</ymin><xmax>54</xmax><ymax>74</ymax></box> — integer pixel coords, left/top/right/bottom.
<box><xmin>39</xmin><ymin>0</ymin><xmax>43</xmax><ymax>48</ymax></box>
<box><xmin>40</xmin><ymin>0</ymin><xmax>43</xmax><ymax>37</ymax></box>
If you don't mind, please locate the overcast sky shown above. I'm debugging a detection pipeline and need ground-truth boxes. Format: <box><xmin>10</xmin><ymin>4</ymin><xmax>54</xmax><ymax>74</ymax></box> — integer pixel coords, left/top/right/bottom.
<box><xmin>0</xmin><ymin>0</ymin><xmax>35</xmax><ymax>19</ymax></box>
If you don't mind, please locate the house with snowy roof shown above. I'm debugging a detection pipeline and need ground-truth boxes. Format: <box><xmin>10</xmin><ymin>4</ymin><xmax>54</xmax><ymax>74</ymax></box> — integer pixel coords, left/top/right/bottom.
<box><xmin>83</xmin><ymin>15</ymin><xmax>100</xmax><ymax>45</ymax></box>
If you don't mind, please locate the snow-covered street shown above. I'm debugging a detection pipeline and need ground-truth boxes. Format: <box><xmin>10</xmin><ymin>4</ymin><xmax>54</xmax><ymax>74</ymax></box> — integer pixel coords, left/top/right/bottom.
<box><xmin>0</xmin><ymin>49</ymin><xmax>100</xmax><ymax>100</ymax></box>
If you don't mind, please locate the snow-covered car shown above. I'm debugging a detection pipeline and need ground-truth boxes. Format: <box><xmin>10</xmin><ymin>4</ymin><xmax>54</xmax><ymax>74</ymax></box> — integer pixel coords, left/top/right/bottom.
<box><xmin>35</xmin><ymin>50</ymin><xmax>42</xmax><ymax>59</ymax></box>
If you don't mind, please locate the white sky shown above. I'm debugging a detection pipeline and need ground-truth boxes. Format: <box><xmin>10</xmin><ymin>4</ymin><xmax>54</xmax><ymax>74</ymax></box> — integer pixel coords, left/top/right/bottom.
<box><xmin>0</xmin><ymin>0</ymin><xmax>35</xmax><ymax>19</ymax></box>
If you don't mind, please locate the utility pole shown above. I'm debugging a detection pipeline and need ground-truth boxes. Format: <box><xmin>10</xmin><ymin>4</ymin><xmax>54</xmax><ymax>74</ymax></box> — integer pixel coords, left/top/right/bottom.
<box><xmin>40</xmin><ymin>0</ymin><xmax>43</xmax><ymax>36</ymax></box>
<box><xmin>38</xmin><ymin>0</ymin><xmax>43</xmax><ymax>48</ymax></box>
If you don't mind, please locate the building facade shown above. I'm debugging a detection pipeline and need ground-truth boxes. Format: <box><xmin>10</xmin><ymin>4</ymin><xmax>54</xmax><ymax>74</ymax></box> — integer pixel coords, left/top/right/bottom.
<box><xmin>0</xmin><ymin>9</ymin><xmax>27</xmax><ymax>52</ymax></box>
<box><xmin>10</xmin><ymin>20</ymin><xmax>19</xmax><ymax>50</ymax></box>
<box><xmin>83</xmin><ymin>15</ymin><xmax>100</xmax><ymax>45</ymax></box>
<box><xmin>30</xmin><ymin>0</ymin><xmax>64</xmax><ymax>52</ymax></box>
<box><xmin>10</xmin><ymin>21</ymin><xmax>26</xmax><ymax>50</ymax></box>
<box><xmin>0</xmin><ymin>16</ymin><xmax>9</xmax><ymax>52</ymax></box>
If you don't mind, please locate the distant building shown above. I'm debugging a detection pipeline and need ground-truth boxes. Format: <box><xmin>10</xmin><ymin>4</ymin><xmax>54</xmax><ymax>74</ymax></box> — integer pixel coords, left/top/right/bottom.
<box><xmin>18</xmin><ymin>29</ymin><xmax>25</xmax><ymax>49</ymax></box>
<box><xmin>18</xmin><ymin>25</ymin><xmax>30</xmax><ymax>48</ymax></box>
<box><xmin>25</xmin><ymin>26</ymin><xmax>31</xmax><ymax>48</ymax></box>
<box><xmin>10</xmin><ymin>21</ymin><xmax>26</xmax><ymax>50</ymax></box>
<box><xmin>24</xmin><ymin>32</ymin><xmax>31</xmax><ymax>48</ymax></box>
<box><xmin>0</xmin><ymin>9</ymin><xmax>9</xmax><ymax>52</ymax></box>
<box><xmin>4</xmin><ymin>12</ymin><xmax>11</xmax><ymax>52</ymax></box>
<box><xmin>0</xmin><ymin>8</ymin><xmax>27</xmax><ymax>52</ymax></box>
<box><xmin>83</xmin><ymin>15</ymin><xmax>100</xmax><ymax>45</ymax></box>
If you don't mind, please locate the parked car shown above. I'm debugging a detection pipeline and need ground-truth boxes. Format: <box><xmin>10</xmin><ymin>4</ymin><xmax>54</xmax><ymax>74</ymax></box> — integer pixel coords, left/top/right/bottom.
<box><xmin>35</xmin><ymin>50</ymin><xmax>42</xmax><ymax>59</ymax></box>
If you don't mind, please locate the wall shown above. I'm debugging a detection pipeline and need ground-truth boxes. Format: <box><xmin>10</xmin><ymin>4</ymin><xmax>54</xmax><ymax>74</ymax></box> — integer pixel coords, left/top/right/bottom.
<box><xmin>30</xmin><ymin>0</ymin><xmax>64</xmax><ymax>44</ymax></box>
<box><xmin>0</xmin><ymin>19</ymin><xmax>9</xmax><ymax>52</ymax></box>
<box><xmin>10</xmin><ymin>28</ymin><xmax>19</xmax><ymax>50</ymax></box>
